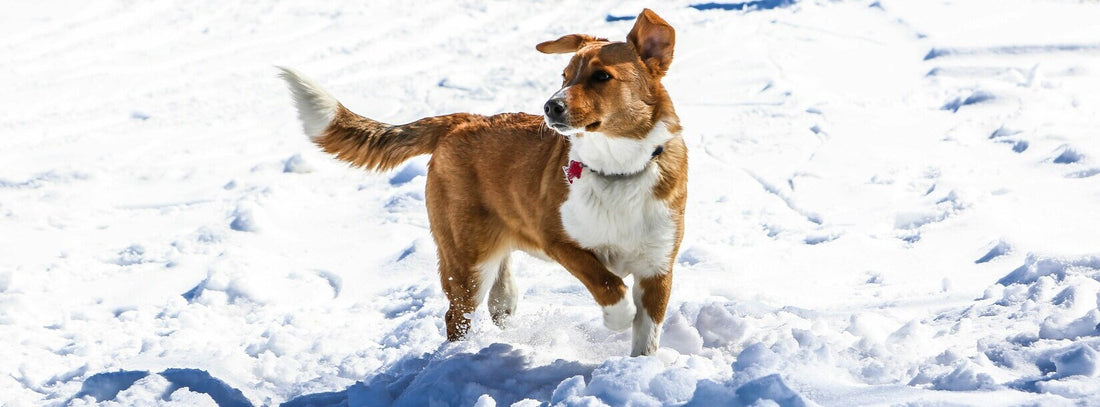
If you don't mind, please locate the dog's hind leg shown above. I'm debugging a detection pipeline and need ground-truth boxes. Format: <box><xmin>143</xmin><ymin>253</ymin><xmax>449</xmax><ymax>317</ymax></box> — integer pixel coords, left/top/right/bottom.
<box><xmin>439</xmin><ymin>256</ymin><xmax>479</xmax><ymax>341</ymax></box>
<box><xmin>488</xmin><ymin>252</ymin><xmax>517</xmax><ymax>327</ymax></box>
<box><xmin>440</xmin><ymin>247</ymin><xmax>511</xmax><ymax>340</ymax></box>
<box><xmin>431</xmin><ymin>194</ymin><xmax>511</xmax><ymax>340</ymax></box>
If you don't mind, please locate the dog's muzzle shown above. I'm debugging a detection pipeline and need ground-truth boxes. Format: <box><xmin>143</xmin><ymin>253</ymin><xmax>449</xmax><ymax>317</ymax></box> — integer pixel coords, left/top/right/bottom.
<box><xmin>543</xmin><ymin>98</ymin><xmax>569</xmax><ymax>131</ymax></box>
<box><xmin>544</xmin><ymin>98</ymin><xmax>566</xmax><ymax>120</ymax></box>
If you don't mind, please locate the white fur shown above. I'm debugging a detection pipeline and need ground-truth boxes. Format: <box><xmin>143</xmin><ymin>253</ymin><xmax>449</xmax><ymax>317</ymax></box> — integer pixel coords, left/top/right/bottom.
<box><xmin>276</xmin><ymin>66</ymin><xmax>339</xmax><ymax>141</ymax></box>
<box><xmin>474</xmin><ymin>251</ymin><xmax>510</xmax><ymax>307</ymax></box>
<box><xmin>602</xmin><ymin>295</ymin><xmax>636</xmax><ymax>332</ymax></box>
<box><xmin>488</xmin><ymin>255</ymin><xmax>518</xmax><ymax>322</ymax></box>
<box><xmin>561</xmin><ymin>122</ymin><xmax>678</xmax><ymax>279</ymax></box>
<box><xmin>631</xmin><ymin>283</ymin><xmax>661</xmax><ymax>356</ymax></box>
<box><xmin>560</xmin><ymin>122</ymin><xmax>678</xmax><ymax>354</ymax></box>
<box><xmin>551</xmin><ymin>88</ymin><xmax>570</xmax><ymax>106</ymax></box>
<box><xmin>568</xmin><ymin>122</ymin><xmax>675</xmax><ymax>175</ymax></box>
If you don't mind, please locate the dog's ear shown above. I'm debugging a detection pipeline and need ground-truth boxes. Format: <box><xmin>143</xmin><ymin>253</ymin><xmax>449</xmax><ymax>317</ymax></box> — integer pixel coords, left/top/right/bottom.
<box><xmin>627</xmin><ymin>9</ymin><xmax>675</xmax><ymax>75</ymax></box>
<box><xmin>536</xmin><ymin>34</ymin><xmax>601</xmax><ymax>54</ymax></box>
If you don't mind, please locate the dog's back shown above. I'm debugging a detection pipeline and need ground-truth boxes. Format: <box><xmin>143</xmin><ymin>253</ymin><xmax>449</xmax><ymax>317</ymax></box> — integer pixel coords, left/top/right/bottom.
<box><xmin>427</xmin><ymin>112</ymin><xmax>573</xmax><ymax>253</ymax></box>
<box><xmin>274</xmin><ymin>74</ymin><xmax>574</xmax><ymax>259</ymax></box>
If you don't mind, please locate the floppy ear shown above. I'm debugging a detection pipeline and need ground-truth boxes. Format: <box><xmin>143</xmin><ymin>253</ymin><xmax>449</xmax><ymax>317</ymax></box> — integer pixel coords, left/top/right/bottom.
<box><xmin>627</xmin><ymin>9</ymin><xmax>675</xmax><ymax>74</ymax></box>
<box><xmin>536</xmin><ymin>34</ymin><xmax>601</xmax><ymax>54</ymax></box>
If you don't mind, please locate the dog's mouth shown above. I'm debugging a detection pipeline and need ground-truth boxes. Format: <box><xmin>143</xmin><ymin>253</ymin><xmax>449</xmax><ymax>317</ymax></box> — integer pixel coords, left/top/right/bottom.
<box><xmin>547</xmin><ymin>120</ymin><xmax>583</xmax><ymax>135</ymax></box>
<box><xmin>546</xmin><ymin>119</ymin><xmax>601</xmax><ymax>135</ymax></box>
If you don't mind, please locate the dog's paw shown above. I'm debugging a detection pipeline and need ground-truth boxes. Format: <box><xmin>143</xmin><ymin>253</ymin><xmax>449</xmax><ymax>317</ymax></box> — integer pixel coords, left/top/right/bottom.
<box><xmin>602</xmin><ymin>297</ymin><xmax>636</xmax><ymax>332</ymax></box>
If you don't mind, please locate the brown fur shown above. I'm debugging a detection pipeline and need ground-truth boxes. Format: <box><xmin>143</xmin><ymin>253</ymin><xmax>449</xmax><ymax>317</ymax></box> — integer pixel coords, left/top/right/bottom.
<box><xmin>297</xmin><ymin>9</ymin><xmax>687</xmax><ymax>352</ymax></box>
<box><xmin>317</xmin><ymin>107</ymin><xmax>478</xmax><ymax>172</ymax></box>
<box><xmin>539</xmin><ymin>10</ymin><xmax>677</xmax><ymax>140</ymax></box>
<box><xmin>314</xmin><ymin>111</ymin><xmax>637</xmax><ymax>340</ymax></box>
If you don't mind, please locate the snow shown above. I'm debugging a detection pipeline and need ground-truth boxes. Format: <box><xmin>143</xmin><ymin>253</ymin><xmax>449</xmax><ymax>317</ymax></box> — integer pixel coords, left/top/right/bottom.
<box><xmin>68</xmin><ymin>370</ymin><xmax>243</xmax><ymax>407</ymax></box>
<box><xmin>3</xmin><ymin>0</ymin><xmax>1100</xmax><ymax>406</ymax></box>
<box><xmin>1051</xmin><ymin>344</ymin><xmax>1099</xmax><ymax>379</ymax></box>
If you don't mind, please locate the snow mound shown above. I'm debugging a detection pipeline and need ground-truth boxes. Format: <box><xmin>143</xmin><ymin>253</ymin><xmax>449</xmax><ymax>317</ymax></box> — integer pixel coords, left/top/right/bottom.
<box><xmin>930</xmin><ymin>362</ymin><xmax>995</xmax><ymax>391</ymax></box>
<box><xmin>229</xmin><ymin>201</ymin><xmax>268</xmax><ymax>233</ymax></box>
<box><xmin>996</xmin><ymin>255</ymin><xmax>1100</xmax><ymax>285</ymax></box>
<box><xmin>734</xmin><ymin>374</ymin><xmax>812</xmax><ymax>407</ymax></box>
<box><xmin>283</xmin><ymin>153</ymin><xmax>315</xmax><ymax>174</ymax></box>
<box><xmin>280</xmin><ymin>341</ymin><xmax>816</xmax><ymax>407</ymax></box>
<box><xmin>284</xmin><ymin>344</ymin><xmax>591</xmax><ymax>407</ymax></box>
<box><xmin>1051</xmin><ymin>344</ymin><xmax>1100</xmax><ymax>378</ymax></box>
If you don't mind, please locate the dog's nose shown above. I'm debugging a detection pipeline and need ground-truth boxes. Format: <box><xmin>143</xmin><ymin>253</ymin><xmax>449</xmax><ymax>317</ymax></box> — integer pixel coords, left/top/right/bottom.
<box><xmin>544</xmin><ymin>99</ymin><xmax>566</xmax><ymax>121</ymax></box>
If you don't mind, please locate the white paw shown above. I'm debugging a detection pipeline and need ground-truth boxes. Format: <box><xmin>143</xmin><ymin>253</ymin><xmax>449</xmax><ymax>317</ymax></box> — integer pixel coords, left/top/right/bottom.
<box><xmin>631</xmin><ymin>312</ymin><xmax>662</xmax><ymax>357</ymax></box>
<box><xmin>602</xmin><ymin>297</ymin><xmax>636</xmax><ymax>332</ymax></box>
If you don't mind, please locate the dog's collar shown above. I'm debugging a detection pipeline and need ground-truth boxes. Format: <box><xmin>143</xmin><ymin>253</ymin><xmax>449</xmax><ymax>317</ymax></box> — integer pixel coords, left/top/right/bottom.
<box><xmin>564</xmin><ymin>145</ymin><xmax>665</xmax><ymax>184</ymax></box>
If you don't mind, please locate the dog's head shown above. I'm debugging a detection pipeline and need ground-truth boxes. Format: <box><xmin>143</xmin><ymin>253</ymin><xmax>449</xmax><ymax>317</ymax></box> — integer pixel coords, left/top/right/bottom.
<box><xmin>537</xmin><ymin>9</ymin><xmax>676</xmax><ymax>139</ymax></box>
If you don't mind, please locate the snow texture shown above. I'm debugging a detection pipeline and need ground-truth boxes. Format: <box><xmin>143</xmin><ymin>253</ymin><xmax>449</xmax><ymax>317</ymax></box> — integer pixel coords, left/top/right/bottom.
<box><xmin>4</xmin><ymin>0</ymin><xmax>1100</xmax><ymax>406</ymax></box>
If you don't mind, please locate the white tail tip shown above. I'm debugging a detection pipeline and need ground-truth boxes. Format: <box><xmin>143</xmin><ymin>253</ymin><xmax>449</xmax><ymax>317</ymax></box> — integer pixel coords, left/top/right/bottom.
<box><xmin>276</xmin><ymin>66</ymin><xmax>339</xmax><ymax>141</ymax></box>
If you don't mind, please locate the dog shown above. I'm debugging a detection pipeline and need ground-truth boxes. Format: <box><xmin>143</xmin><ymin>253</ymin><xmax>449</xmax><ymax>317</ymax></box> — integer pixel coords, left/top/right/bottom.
<box><xmin>278</xmin><ymin>9</ymin><xmax>686</xmax><ymax>356</ymax></box>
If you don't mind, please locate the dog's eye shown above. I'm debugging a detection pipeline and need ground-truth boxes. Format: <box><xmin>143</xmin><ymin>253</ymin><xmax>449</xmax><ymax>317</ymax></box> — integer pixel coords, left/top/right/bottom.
<box><xmin>592</xmin><ymin>70</ymin><xmax>612</xmax><ymax>82</ymax></box>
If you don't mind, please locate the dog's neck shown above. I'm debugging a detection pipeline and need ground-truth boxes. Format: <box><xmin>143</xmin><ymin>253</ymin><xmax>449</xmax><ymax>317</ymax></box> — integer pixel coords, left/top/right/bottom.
<box><xmin>566</xmin><ymin>120</ymin><xmax>676</xmax><ymax>177</ymax></box>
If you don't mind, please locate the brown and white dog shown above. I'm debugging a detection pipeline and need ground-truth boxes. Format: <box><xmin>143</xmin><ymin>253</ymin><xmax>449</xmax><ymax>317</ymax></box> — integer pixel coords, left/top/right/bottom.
<box><xmin>278</xmin><ymin>9</ymin><xmax>686</xmax><ymax>356</ymax></box>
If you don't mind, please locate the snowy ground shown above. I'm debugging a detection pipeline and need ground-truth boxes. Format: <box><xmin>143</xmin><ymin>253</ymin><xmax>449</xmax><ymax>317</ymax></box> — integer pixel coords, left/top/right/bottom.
<box><xmin>3</xmin><ymin>0</ymin><xmax>1100</xmax><ymax>406</ymax></box>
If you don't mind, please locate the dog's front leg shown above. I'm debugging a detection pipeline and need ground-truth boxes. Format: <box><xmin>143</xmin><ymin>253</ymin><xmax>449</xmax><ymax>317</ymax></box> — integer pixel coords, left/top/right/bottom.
<box><xmin>632</xmin><ymin>271</ymin><xmax>672</xmax><ymax>356</ymax></box>
<box><xmin>545</xmin><ymin>241</ymin><xmax>634</xmax><ymax>331</ymax></box>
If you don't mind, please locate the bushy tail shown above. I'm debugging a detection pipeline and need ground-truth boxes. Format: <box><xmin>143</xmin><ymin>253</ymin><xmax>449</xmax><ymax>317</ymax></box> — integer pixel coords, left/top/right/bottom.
<box><xmin>277</xmin><ymin>66</ymin><xmax>474</xmax><ymax>171</ymax></box>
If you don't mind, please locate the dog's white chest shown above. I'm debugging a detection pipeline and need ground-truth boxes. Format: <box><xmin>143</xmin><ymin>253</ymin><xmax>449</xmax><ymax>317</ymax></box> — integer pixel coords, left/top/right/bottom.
<box><xmin>560</xmin><ymin>166</ymin><xmax>675</xmax><ymax>278</ymax></box>
<box><xmin>558</xmin><ymin>125</ymin><xmax>678</xmax><ymax>278</ymax></box>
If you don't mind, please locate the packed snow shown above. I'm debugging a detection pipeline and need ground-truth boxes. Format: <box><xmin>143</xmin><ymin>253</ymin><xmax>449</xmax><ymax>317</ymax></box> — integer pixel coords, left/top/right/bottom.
<box><xmin>3</xmin><ymin>0</ymin><xmax>1100</xmax><ymax>406</ymax></box>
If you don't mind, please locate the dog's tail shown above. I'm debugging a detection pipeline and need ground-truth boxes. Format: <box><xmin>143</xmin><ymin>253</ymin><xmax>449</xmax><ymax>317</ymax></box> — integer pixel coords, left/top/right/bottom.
<box><xmin>277</xmin><ymin>66</ymin><xmax>475</xmax><ymax>172</ymax></box>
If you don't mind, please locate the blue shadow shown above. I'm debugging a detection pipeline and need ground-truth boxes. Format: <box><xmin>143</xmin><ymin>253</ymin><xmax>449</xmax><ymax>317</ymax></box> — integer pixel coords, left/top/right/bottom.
<box><xmin>161</xmin><ymin>368</ymin><xmax>253</xmax><ymax>407</ymax></box>
<box><xmin>605</xmin><ymin>14</ymin><xmax>635</xmax><ymax>22</ymax></box>
<box><xmin>74</xmin><ymin>370</ymin><xmax>150</xmax><ymax>401</ymax></box>
<box><xmin>690</xmin><ymin>0</ymin><xmax>796</xmax><ymax>11</ymax></box>
<box><xmin>73</xmin><ymin>368</ymin><xmax>253</xmax><ymax>407</ymax></box>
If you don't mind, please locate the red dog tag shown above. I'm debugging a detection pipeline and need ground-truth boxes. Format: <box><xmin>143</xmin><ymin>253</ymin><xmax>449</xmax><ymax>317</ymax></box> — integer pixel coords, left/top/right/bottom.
<box><xmin>564</xmin><ymin>160</ymin><xmax>584</xmax><ymax>184</ymax></box>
